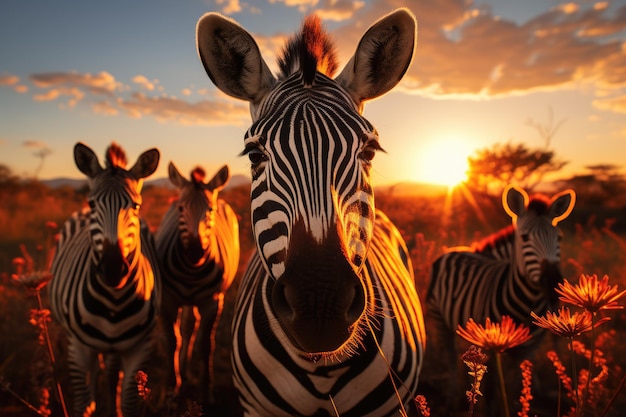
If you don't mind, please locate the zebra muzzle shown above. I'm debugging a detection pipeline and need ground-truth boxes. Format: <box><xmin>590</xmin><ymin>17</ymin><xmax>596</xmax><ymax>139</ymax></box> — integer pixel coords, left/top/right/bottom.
<box><xmin>271</xmin><ymin>258</ymin><xmax>366</xmax><ymax>353</ymax></box>
<box><xmin>184</xmin><ymin>235</ymin><xmax>206</xmax><ymax>265</ymax></box>
<box><xmin>540</xmin><ymin>260</ymin><xmax>563</xmax><ymax>307</ymax></box>
<box><xmin>101</xmin><ymin>240</ymin><xmax>130</xmax><ymax>287</ymax></box>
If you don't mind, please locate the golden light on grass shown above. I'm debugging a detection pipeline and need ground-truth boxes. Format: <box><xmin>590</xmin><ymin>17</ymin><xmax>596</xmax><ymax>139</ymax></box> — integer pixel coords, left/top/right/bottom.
<box><xmin>556</xmin><ymin>274</ymin><xmax>626</xmax><ymax>313</ymax></box>
<box><xmin>531</xmin><ymin>307</ymin><xmax>610</xmax><ymax>338</ymax></box>
<box><xmin>456</xmin><ymin>315</ymin><xmax>532</xmax><ymax>353</ymax></box>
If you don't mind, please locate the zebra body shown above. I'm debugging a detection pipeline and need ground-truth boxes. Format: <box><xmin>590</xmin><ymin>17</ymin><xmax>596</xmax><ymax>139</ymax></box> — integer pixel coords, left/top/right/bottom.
<box><xmin>49</xmin><ymin>142</ymin><xmax>160</xmax><ymax>417</ymax></box>
<box><xmin>427</xmin><ymin>184</ymin><xmax>576</xmax><ymax>335</ymax></box>
<box><xmin>155</xmin><ymin>162</ymin><xmax>239</xmax><ymax>399</ymax></box>
<box><xmin>197</xmin><ymin>8</ymin><xmax>425</xmax><ymax>417</ymax></box>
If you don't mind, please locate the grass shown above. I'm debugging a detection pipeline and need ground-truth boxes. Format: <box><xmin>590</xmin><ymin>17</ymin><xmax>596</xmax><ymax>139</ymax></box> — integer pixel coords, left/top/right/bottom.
<box><xmin>1</xmin><ymin>182</ymin><xmax>625</xmax><ymax>416</ymax></box>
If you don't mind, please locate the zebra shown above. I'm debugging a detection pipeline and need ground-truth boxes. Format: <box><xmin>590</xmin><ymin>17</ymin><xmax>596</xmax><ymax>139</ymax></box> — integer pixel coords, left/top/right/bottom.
<box><xmin>49</xmin><ymin>142</ymin><xmax>161</xmax><ymax>417</ymax></box>
<box><xmin>196</xmin><ymin>8</ymin><xmax>425</xmax><ymax>417</ymax></box>
<box><xmin>155</xmin><ymin>162</ymin><xmax>240</xmax><ymax>401</ymax></box>
<box><xmin>425</xmin><ymin>184</ymin><xmax>575</xmax><ymax>414</ymax></box>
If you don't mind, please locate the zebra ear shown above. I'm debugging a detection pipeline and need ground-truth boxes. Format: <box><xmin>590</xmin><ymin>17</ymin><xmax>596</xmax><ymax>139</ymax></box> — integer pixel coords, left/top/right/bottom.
<box><xmin>74</xmin><ymin>142</ymin><xmax>103</xmax><ymax>179</ymax></box>
<box><xmin>549</xmin><ymin>189</ymin><xmax>576</xmax><ymax>226</ymax></box>
<box><xmin>206</xmin><ymin>165</ymin><xmax>230</xmax><ymax>192</ymax></box>
<box><xmin>335</xmin><ymin>8</ymin><xmax>416</xmax><ymax>109</ymax></box>
<box><xmin>196</xmin><ymin>13</ymin><xmax>275</xmax><ymax>107</ymax></box>
<box><xmin>503</xmin><ymin>184</ymin><xmax>529</xmax><ymax>220</ymax></box>
<box><xmin>168</xmin><ymin>161</ymin><xmax>188</xmax><ymax>189</ymax></box>
<box><xmin>130</xmin><ymin>148</ymin><xmax>160</xmax><ymax>180</ymax></box>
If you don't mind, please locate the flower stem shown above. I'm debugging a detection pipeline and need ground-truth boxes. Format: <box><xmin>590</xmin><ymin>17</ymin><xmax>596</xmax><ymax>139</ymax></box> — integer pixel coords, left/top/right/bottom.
<box><xmin>598</xmin><ymin>372</ymin><xmax>626</xmax><ymax>417</ymax></box>
<box><xmin>36</xmin><ymin>291</ymin><xmax>69</xmax><ymax>417</ymax></box>
<box><xmin>495</xmin><ymin>352</ymin><xmax>510</xmax><ymax>417</ymax></box>
<box><xmin>570</xmin><ymin>337</ymin><xmax>579</xmax><ymax>417</ymax></box>
<box><xmin>580</xmin><ymin>313</ymin><xmax>596</xmax><ymax>417</ymax></box>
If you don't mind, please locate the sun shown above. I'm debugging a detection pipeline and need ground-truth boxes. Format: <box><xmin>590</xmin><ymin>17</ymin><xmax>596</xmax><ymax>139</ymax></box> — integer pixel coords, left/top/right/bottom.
<box><xmin>416</xmin><ymin>136</ymin><xmax>474</xmax><ymax>188</ymax></box>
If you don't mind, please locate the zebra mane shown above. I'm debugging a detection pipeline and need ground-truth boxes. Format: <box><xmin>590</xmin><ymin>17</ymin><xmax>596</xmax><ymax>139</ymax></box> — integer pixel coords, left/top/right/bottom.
<box><xmin>472</xmin><ymin>224</ymin><xmax>515</xmax><ymax>252</ymax></box>
<box><xmin>105</xmin><ymin>142</ymin><xmax>128</xmax><ymax>169</ymax></box>
<box><xmin>527</xmin><ymin>194</ymin><xmax>550</xmax><ymax>215</ymax></box>
<box><xmin>278</xmin><ymin>14</ymin><xmax>338</xmax><ymax>85</ymax></box>
<box><xmin>191</xmin><ymin>166</ymin><xmax>206</xmax><ymax>185</ymax></box>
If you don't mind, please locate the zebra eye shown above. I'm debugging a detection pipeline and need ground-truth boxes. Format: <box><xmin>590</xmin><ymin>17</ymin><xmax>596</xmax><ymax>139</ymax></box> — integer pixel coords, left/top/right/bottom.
<box><xmin>247</xmin><ymin>148</ymin><xmax>268</xmax><ymax>166</ymax></box>
<box><xmin>521</xmin><ymin>234</ymin><xmax>530</xmax><ymax>242</ymax></box>
<box><xmin>133</xmin><ymin>203</ymin><xmax>141</xmax><ymax>211</ymax></box>
<box><xmin>359</xmin><ymin>134</ymin><xmax>384</xmax><ymax>163</ymax></box>
<box><xmin>88</xmin><ymin>200</ymin><xmax>96</xmax><ymax>209</ymax></box>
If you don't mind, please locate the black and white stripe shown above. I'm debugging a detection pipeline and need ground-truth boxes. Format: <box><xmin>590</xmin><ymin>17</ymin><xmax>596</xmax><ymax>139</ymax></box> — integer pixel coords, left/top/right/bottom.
<box><xmin>427</xmin><ymin>184</ymin><xmax>576</xmax><ymax>338</ymax></box>
<box><xmin>197</xmin><ymin>9</ymin><xmax>424</xmax><ymax>416</ymax></box>
<box><xmin>49</xmin><ymin>142</ymin><xmax>160</xmax><ymax>417</ymax></box>
<box><xmin>155</xmin><ymin>162</ymin><xmax>239</xmax><ymax>399</ymax></box>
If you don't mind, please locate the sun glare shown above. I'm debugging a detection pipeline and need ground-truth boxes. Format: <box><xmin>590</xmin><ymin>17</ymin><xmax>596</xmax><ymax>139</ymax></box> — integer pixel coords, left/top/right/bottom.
<box><xmin>416</xmin><ymin>137</ymin><xmax>473</xmax><ymax>187</ymax></box>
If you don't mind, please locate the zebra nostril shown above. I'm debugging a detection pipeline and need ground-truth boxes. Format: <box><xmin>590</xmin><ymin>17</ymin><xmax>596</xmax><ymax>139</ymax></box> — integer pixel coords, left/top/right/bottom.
<box><xmin>272</xmin><ymin>282</ymin><xmax>294</xmax><ymax>321</ymax></box>
<box><xmin>347</xmin><ymin>284</ymin><xmax>365</xmax><ymax>323</ymax></box>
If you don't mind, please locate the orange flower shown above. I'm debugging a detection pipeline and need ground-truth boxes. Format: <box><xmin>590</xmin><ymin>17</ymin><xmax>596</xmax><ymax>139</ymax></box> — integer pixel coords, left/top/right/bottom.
<box><xmin>518</xmin><ymin>360</ymin><xmax>533</xmax><ymax>417</ymax></box>
<box><xmin>556</xmin><ymin>274</ymin><xmax>626</xmax><ymax>313</ymax></box>
<box><xmin>531</xmin><ymin>307</ymin><xmax>610</xmax><ymax>338</ymax></box>
<box><xmin>12</xmin><ymin>271</ymin><xmax>53</xmax><ymax>293</ymax></box>
<box><xmin>457</xmin><ymin>316</ymin><xmax>532</xmax><ymax>353</ymax></box>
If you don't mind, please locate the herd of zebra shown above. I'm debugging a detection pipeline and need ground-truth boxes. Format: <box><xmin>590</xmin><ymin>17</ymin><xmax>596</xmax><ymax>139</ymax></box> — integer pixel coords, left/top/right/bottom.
<box><xmin>45</xmin><ymin>8</ymin><xmax>577</xmax><ymax>417</ymax></box>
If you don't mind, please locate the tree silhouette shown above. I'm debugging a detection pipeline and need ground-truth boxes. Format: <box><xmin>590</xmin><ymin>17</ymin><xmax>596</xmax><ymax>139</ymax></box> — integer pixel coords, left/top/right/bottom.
<box><xmin>32</xmin><ymin>148</ymin><xmax>53</xmax><ymax>179</ymax></box>
<box><xmin>466</xmin><ymin>108</ymin><xmax>568</xmax><ymax>196</ymax></box>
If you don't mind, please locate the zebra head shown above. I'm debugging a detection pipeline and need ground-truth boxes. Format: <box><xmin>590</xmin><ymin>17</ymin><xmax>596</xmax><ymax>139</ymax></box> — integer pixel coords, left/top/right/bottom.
<box><xmin>197</xmin><ymin>9</ymin><xmax>416</xmax><ymax>353</ymax></box>
<box><xmin>168</xmin><ymin>162</ymin><xmax>230</xmax><ymax>265</ymax></box>
<box><xmin>74</xmin><ymin>142</ymin><xmax>160</xmax><ymax>288</ymax></box>
<box><xmin>503</xmin><ymin>184</ymin><xmax>576</xmax><ymax>305</ymax></box>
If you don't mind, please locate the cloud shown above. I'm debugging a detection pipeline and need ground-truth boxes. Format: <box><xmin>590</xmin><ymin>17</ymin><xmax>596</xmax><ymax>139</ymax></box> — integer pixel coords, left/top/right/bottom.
<box><xmin>22</xmin><ymin>140</ymin><xmax>49</xmax><ymax>149</ymax></box>
<box><xmin>217</xmin><ymin>0</ymin><xmax>242</xmax><ymax>14</ymax></box>
<box><xmin>30</xmin><ymin>71</ymin><xmax>119</xmax><ymax>95</ymax></box>
<box><xmin>0</xmin><ymin>74</ymin><xmax>19</xmax><ymax>86</ymax></box>
<box><xmin>116</xmin><ymin>92</ymin><xmax>250</xmax><ymax>126</ymax></box>
<box><xmin>324</xmin><ymin>0</ymin><xmax>626</xmax><ymax>105</ymax></box>
<box><xmin>0</xmin><ymin>73</ymin><xmax>28</xmax><ymax>93</ymax></box>
<box><xmin>132</xmin><ymin>75</ymin><xmax>156</xmax><ymax>91</ymax></box>
<box><xmin>92</xmin><ymin>100</ymin><xmax>119</xmax><ymax>116</ymax></box>
<box><xmin>33</xmin><ymin>87</ymin><xmax>85</xmax><ymax>107</ymax></box>
<box><xmin>315</xmin><ymin>0</ymin><xmax>365</xmax><ymax>21</ymax></box>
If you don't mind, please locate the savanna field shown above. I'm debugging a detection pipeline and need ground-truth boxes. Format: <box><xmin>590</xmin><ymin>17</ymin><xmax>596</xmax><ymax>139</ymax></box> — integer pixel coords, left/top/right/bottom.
<box><xmin>1</xmin><ymin>176</ymin><xmax>625</xmax><ymax>417</ymax></box>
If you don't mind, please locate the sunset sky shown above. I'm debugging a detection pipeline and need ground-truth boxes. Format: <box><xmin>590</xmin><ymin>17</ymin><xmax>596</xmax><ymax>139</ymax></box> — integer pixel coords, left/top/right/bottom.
<box><xmin>1</xmin><ymin>0</ymin><xmax>625</xmax><ymax>187</ymax></box>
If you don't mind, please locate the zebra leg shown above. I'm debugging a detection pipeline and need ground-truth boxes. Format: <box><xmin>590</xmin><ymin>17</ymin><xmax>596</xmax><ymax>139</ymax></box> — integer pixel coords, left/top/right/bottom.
<box><xmin>194</xmin><ymin>292</ymin><xmax>224</xmax><ymax>405</ymax></box>
<box><xmin>119</xmin><ymin>345</ymin><xmax>152</xmax><ymax>417</ymax></box>
<box><xmin>179</xmin><ymin>305</ymin><xmax>199</xmax><ymax>394</ymax></box>
<box><xmin>66</xmin><ymin>334</ymin><xmax>98</xmax><ymax>417</ymax></box>
<box><xmin>159</xmin><ymin>296</ymin><xmax>181</xmax><ymax>393</ymax></box>
<box><xmin>423</xmin><ymin>306</ymin><xmax>459</xmax><ymax>417</ymax></box>
<box><xmin>102</xmin><ymin>353</ymin><xmax>122</xmax><ymax>417</ymax></box>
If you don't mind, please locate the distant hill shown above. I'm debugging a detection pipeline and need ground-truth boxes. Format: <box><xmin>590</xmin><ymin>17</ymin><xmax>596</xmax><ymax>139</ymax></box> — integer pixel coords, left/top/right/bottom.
<box><xmin>40</xmin><ymin>174</ymin><xmax>251</xmax><ymax>190</ymax></box>
<box><xmin>375</xmin><ymin>181</ymin><xmax>448</xmax><ymax>197</ymax></box>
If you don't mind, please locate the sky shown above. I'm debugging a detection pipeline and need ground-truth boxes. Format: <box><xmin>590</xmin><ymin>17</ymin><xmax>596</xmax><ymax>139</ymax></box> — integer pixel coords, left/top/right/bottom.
<box><xmin>1</xmin><ymin>0</ymin><xmax>625</xmax><ymax>187</ymax></box>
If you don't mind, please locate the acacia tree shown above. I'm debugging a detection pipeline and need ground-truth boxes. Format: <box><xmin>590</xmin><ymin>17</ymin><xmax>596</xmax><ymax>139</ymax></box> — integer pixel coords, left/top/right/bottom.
<box><xmin>465</xmin><ymin>108</ymin><xmax>568</xmax><ymax>196</ymax></box>
<box><xmin>465</xmin><ymin>142</ymin><xmax>568</xmax><ymax>196</ymax></box>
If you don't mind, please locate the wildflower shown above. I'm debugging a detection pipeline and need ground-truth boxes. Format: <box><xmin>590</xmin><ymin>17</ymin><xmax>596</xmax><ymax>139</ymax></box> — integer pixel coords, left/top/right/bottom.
<box><xmin>413</xmin><ymin>395</ymin><xmax>430</xmax><ymax>417</ymax></box>
<box><xmin>547</xmin><ymin>350</ymin><xmax>574</xmax><ymax>397</ymax></box>
<box><xmin>12</xmin><ymin>269</ymin><xmax>53</xmax><ymax>294</ymax></box>
<box><xmin>182</xmin><ymin>400</ymin><xmax>204</xmax><ymax>417</ymax></box>
<box><xmin>461</xmin><ymin>345</ymin><xmax>488</xmax><ymax>411</ymax></box>
<box><xmin>457</xmin><ymin>316</ymin><xmax>532</xmax><ymax>353</ymax></box>
<box><xmin>29</xmin><ymin>309</ymin><xmax>52</xmax><ymax>345</ymax></box>
<box><xmin>38</xmin><ymin>387</ymin><xmax>52</xmax><ymax>417</ymax></box>
<box><xmin>556</xmin><ymin>274</ymin><xmax>626</xmax><ymax>313</ymax></box>
<box><xmin>517</xmin><ymin>360</ymin><xmax>533</xmax><ymax>417</ymax></box>
<box><xmin>531</xmin><ymin>307</ymin><xmax>610</xmax><ymax>338</ymax></box>
<box><xmin>135</xmin><ymin>370</ymin><xmax>151</xmax><ymax>400</ymax></box>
